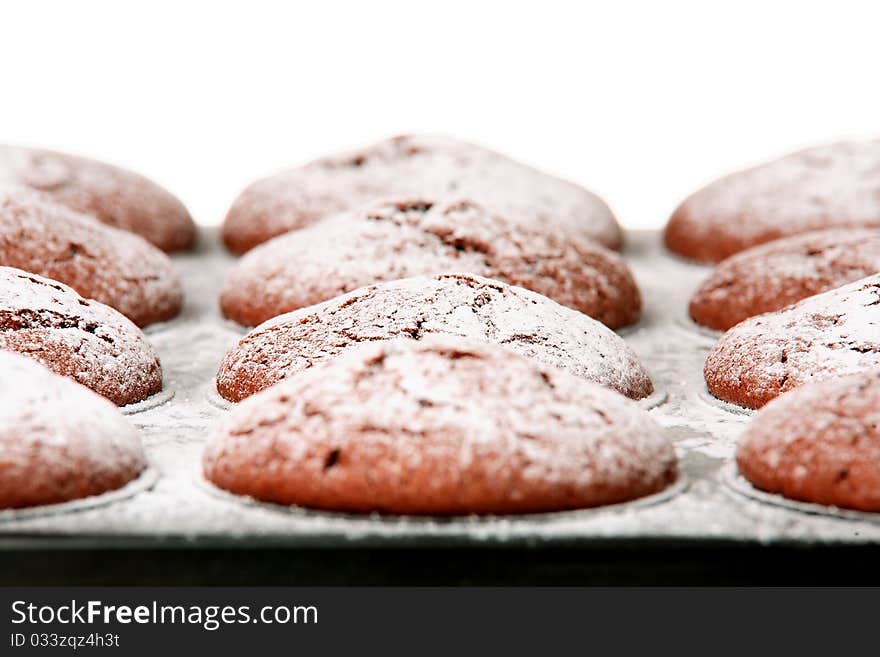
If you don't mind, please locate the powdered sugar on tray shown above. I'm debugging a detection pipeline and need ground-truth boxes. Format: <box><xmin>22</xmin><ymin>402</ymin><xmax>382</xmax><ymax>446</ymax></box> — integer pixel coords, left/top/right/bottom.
<box><xmin>2</xmin><ymin>229</ymin><xmax>880</xmax><ymax>545</ymax></box>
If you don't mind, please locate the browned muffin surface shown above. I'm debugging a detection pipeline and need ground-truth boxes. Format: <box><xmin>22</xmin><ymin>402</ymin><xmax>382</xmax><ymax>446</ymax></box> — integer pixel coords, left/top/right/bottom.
<box><xmin>665</xmin><ymin>140</ymin><xmax>880</xmax><ymax>263</ymax></box>
<box><xmin>690</xmin><ymin>228</ymin><xmax>880</xmax><ymax>331</ymax></box>
<box><xmin>737</xmin><ymin>369</ymin><xmax>880</xmax><ymax>512</ymax></box>
<box><xmin>0</xmin><ymin>186</ymin><xmax>182</xmax><ymax>327</ymax></box>
<box><xmin>0</xmin><ymin>351</ymin><xmax>146</xmax><ymax>510</ymax></box>
<box><xmin>704</xmin><ymin>275</ymin><xmax>880</xmax><ymax>409</ymax></box>
<box><xmin>205</xmin><ymin>336</ymin><xmax>677</xmax><ymax>515</ymax></box>
<box><xmin>217</xmin><ymin>273</ymin><xmax>653</xmax><ymax>402</ymax></box>
<box><xmin>221</xmin><ymin>134</ymin><xmax>622</xmax><ymax>254</ymax></box>
<box><xmin>220</xmin><ymin>199</ymin><xmax>641</xmax><ymax>328</ymax></box>
<box><xmin>0</xmin><ymin>145</ymin><xmax>196</xmax><ymax>252</ymax></box>
<box><xmin>0</xmin><ymin>266</ymin><xmax>163</xmax><ymax>405</ymax></box>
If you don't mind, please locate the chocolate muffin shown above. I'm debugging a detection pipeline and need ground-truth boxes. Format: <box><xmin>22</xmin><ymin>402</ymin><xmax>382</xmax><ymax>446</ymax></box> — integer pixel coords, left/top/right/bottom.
<box><xmin>204</xmin><ymin>336</ymin><xmax>678</xmax><ymax>515</ymax></box>
<box><xmin>704</xmin><ymin>274</ymin><xmax>880</xmax><ymax>409</ymax></box>
<box><xmin>737</xmin><ymin>369</ymin><xmax>880</xmax><ymax>512</ymax></box>
<box><xmin>221</xmin><ymin>134</ymin><xmax>622</xmax><ymax>254</ymax></box>
<box><xmin>0</xmin><ymin>351</ymin><xmax>146</xmax><ymax>510</ymax></box>
<box><xmin>217</xmin><ymin>273</ymin><xmax>654</xmax><ymax>402</ymax></box>
<box><xmin>0</xmin><ymin>186</ymin><xmax>183</xmax><ymax>327</ymax></box>
<box><xmin>690</xmin><ymin>228</ymin><xmax>880</xmax><ymax>331</ymax></box>
<box><xmin>665</xmin><ymin>140</ymin><xmax>880</xmax><ymax>263</ymax></box>
<box><xmin>0</xmin><ymin>145</ymin><xmax>196</xmax><ymax>252</ymax></box>
<box><xmin>220</xmin><ymin>199</ymin><xmax>641</xmax><ymax>328</ymax></box>
<box><xmin>0</xmin><ymin>266</ymin><xmax>163</xmax><ymax>405</ymax></box>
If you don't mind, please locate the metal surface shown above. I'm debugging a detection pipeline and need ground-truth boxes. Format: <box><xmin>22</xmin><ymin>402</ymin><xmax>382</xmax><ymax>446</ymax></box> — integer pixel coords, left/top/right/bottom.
<box><xmin>2</xmin><ymin>228</ymin><xmax>879</xmax><ymax>556</ymax></box>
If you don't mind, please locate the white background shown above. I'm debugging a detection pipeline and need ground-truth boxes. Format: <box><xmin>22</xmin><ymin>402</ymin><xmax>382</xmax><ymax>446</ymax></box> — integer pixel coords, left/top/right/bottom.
<box><xmin>1</xmin><ymin>0</ymin><xmax>878</xmax><ymax>230</ymax></box>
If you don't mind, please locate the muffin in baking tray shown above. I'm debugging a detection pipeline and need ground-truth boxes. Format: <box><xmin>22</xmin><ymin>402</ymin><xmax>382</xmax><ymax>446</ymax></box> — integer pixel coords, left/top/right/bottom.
<box><xmin>216</xmin><ymin>273</ymin><xmax>654</xmax><ymax>403</ymax></box>
<box><xmin>204</xmin><ymin>336</ymin><xmax>678</xmax><ymax>515</ymax></box>
<box><xmin>0</xmin><ymin>185</ymin><xmax>183</xmax><ymax>327</ymax></box>
<box><xmin>689</xmin><ymin>228</ymin><xmax>880</xmax><ymax>331</ymax></box>
<box><xmin>0</xmin><ymin>266</ymin><xmax>163</xmax><ymax>406</ymax></box>
<box><xmin>0</xmin><ymin>145</ymin><xmax>196</xmax><ymax>252</ymax></box>
<box><xmin>220</xmin><ymin>198</ymin><xmax>641</xmax><ymax>329</ymax></box>
<box><xmin>665</xmin><ymin>140</ymin><xmax>880</xmax><ymax>263</ymax></box>
<box><xmin>737</xmin><ymin>369</ymin><xmax>880</xmax><ymax>512</ymax></box>
<box><xmin>0</xmin><ymin>351</ymin><xmax>146</xmax><ymax>510</ymax></box>
<box><xmin>704</xmin><ymin>274</ymin><xmax>880</xmax><ymax>410</ymax></box>
<box><xmin>221</xmin><ymin>133</ymin><xmax>621</xmax><ymax>254</ymax></box>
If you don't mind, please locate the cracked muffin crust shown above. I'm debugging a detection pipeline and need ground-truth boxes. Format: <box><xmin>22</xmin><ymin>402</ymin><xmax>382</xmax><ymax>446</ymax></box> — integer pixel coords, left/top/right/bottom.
<box><xmin>704</xmin><ymin>274</ymin><xmax>880</xmax><ymax>409</ymax></box>
<box><xmin>737</xmin><ymin>369</ymin><xmax>880</xmax><ymax>512</ymax></box>
<box><xmin>0</xmin><ymin>351</ymin><xmax>146</xmax><ymax>510</ymax></box>
<box><xmin>220</xmin><ymin>199</ymin><xmax>641</xmax><ymax>328</ymax></box>
<box><xmin>0</xmin><ymin>266</ymin><xmax>163</xmax><ymax>406</ymax></box>
<box><xmin>221</xmin><ymin>134</ymin><xmax>622</xmax><ymax>254</ymax></box>
<box><xmin>690</xmin><ymin>228</ymin><xmax>880</xmax><ymax>331</ymax></box>
<box><xmin>0</xmin><ymin>186</ymin><xmax>183</xmax><ymax>327</ymax></box>
<box><xmin>216</xmin><ymin>273</ymin><xmax>654</xmax><ymax>402</ymax></box>
<box><xmin>0</xmin><ymin>145</ymin><xmax>196</xmax><ymax>252</ymax></box>
<box><xmin>665</xmin><ymin>140</ymin><xmax>880</xmax><ymax>263</ymax></box>
<box><xmin>203</xmin><ymin>336</ymin><xmax>677</xmax><ymax>515</ymax></box>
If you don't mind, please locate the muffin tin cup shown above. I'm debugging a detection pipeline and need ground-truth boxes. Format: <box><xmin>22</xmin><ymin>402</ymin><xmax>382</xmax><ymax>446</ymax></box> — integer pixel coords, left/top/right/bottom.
<box><xmin>616</xmin><ymin>316</ymin><xmax>651</xmax><ymax>337</ymax></box>
<box><xmin>673</xmin><ymin>313</ymin><xmax>723</xmax><ymax>345</ymax></box>
<box><xmin>206</xmin><ymin>380</ymin><xmax>235</xmax><ymax>411</ymax></box>
<box><xmin>637</xmin><ymin>385</ymin><xmax>668</xmax><ymax>411</ymax></box>
<box><xmin>0</xmin><ymin>466</ymin><xmax>159</xmax><ymax>523</ymax></box>
<box><xmin>695</xmin><ymin>387</ymin><xmax>756</xmax><ymax>418</ymax></box>
<box><xmin>720</xmin><ymin>463</ymin><xmax>880</xmax><ymax>524</ymax></box>
<box><xmin>120</xmin><ymin>388</ymin><xmax>176</xmax><ymax>415</ymax></box>
<box><xmin>194</xmin><ymin>471</ymin><xmax>690</xmax><ymax>524</ymax></box>
<box><xmin>218</xmin><ymin>318</ymin><xmax>251</xmax><ymax>336</ymax></box>
<box><xmin>142</xmin><ymin>316</ymin><xmax>187</xmax><ymax>337</ymax></box>
<box><xmin>662</xmin><ymin>250</ymin><xmax>714</xmax><ymax>271</ymax></box>
<box><xmin>8</xmin><ymin>229</ymin><xmax>877</xmax><ymax>550</ymax></box>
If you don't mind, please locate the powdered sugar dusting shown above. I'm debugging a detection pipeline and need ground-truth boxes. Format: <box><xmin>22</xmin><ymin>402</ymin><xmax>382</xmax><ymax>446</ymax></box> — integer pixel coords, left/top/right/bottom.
<box><xmin>220</xmin><ymin>198</ymin><xmax>640</xmax><ymax>328</ymax></box>
<box><xmin>4</xmin><ymin>229</ymin><xmax>880</xmax><ymax>545</ymax></box>
<box><xmin>667</xmin><ymin>140</ymin><xmax>880</xmax><ymax>262</ymax></box>
<box><xmin>217</xmin><ymin>273</ymin><xmax>653</xmax><ymax>402</ymax></box>
<box><xmin>0</xmin><ymin>266</ymin><xmax>163</xmax><ymax>405</ymax></box>
<box><xmin>735</xmin><ymin>370</ymin><xmax>880</xmax><ymax>511</ymax></box>
<box><xmin>705</xmin><ymin>274</ymin><xmax>880</xmax><ymax>408</ymax></box>
<box><xmin>221</xmin><ymin>134</ymin><xmax>621</xmax><ymax>253</ymax></box>
<box><xmin>0</xmin><ymin>351</ymin><xmax>146</xmax><ymax>509</ymax></box>
<box><xmin>690</xmin><ymin>228</ymin><xmax>880</xmax><ymax>330</ymax></box>
<box><xmin>0</xmin><ymin>185</ymin><xmax>183</xmax><ymax>327</ymax></box>
<box><xmin>0</xmin><ymin>145</ymin><xmax>195</xmax><ymax>252</ymax></box>
<box><xmin>205</xmin><ymin>336</ymin><xmax>677</xmax><ymax>514</ymax></box>
<box><xmin>739</xmin><ymin>370</ymin><xmax>880</xmax><ymax>457</ymax></box>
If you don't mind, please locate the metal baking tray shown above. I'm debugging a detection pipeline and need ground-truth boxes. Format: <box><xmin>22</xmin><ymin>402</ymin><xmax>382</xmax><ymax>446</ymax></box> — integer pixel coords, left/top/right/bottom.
<box><xmin>2</xmin><ymin>228</ymin><xmax>878</xmax><ymax>584</ymax></box>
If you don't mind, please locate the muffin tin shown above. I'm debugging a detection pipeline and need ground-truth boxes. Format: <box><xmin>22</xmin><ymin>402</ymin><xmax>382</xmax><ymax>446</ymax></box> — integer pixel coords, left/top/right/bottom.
<box><xmin>0</xmin><ymin>467</ymin><xmax>159</xmax><ymax>523</ymax></box>
<box><xmin>2</xmin><ymin>228</ymin><xmax>878</xmax><ymax>582</ymax></box>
